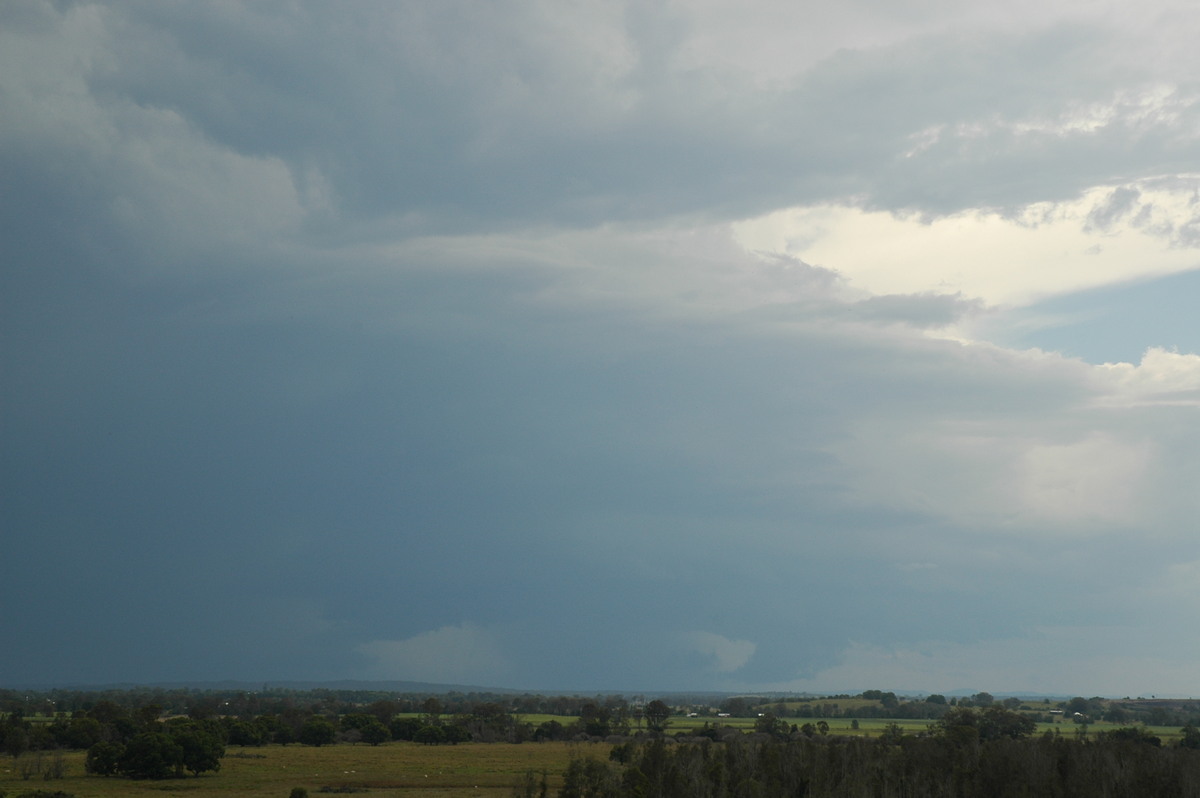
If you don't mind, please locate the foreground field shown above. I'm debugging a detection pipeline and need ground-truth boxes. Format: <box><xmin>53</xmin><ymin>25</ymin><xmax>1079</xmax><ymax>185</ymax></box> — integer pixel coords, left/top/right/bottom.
<box><xmin>0</xmin><ymin>741</ymin><xmax>603</xmax><ymax>798</ymax></box>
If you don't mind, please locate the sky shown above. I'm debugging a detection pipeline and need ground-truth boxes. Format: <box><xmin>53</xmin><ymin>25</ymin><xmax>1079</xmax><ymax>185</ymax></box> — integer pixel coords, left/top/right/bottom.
<box><xmin>3</xmin><ymin>0</ymin><xmax>1200</xmax><ymax>698</ymax></box>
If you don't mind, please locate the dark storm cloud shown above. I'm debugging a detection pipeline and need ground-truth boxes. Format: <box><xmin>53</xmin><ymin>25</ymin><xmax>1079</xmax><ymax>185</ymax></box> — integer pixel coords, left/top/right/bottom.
<box><xmin>12</xmin><ymin>1</ymin><xmax>1195</xmax><ymax>247</ymax></box>
<box><xmin>5</xmin><ymin>1</ymin><xmax>1200</xmax><ymax>693</ymax></box>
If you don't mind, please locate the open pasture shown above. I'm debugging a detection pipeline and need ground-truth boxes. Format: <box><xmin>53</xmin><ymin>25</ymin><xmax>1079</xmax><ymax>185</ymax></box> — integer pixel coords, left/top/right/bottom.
<box><xmin>0</xmin><ymin>741</ymin><xmax>602</xmax><ymax>798</ymax></box>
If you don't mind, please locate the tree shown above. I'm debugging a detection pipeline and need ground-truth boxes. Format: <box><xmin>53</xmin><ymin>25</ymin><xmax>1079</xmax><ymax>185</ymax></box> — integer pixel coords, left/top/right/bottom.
<box><xmin>936</xmin><ymin>706</ymin><xmax>1035</xmax><ymax>743</ymax></box>
<box><xmin>534</xmin><ymin>720</ymin><xmax>566</xmax><ymax>741</ymax></box>
<box><xmin>579</xmin><ymin>703</ymin><xmax>611</xmax><ymax>737</ymax></box>
<box><xmin>1180</xmin><ymin>725</ymin><xmax>1200</xmax><ymax>749</ymax></box>
<box><xmin>977</xmin><ymin>706</ymin><xmax>1035</xmax><ymax>740</ymax></box>
<box><xmin>137</xmin><ymin>703</ymin><xmax>164</xmax><ymax>727</ymax></box>
<box><xmin>389</xmin><ymin>716</ymin><xmax>422</xmax><ymax>741</ymax></box>
<box><xmin>754</xmin><ymin>712</ymin><xmax>790</xmax><ymax>739</ymax></box>
<box><xmin>970</xmin><ymin>692</ymin><xmax>995</xmax><ymax>707</ymax></box>
<box><xmin>298</xmin><ymin>717</ymin><xmax>337</xmax><ymax>747</ymax></box>
<box><xmin>86</xmin><ymin>700</ymin><xmax>126</xmax><ymax>726</ymax></box>
<box><xmin>226</xmin><ymin>720</ymin><xmax>267</xmax><ymax>747</ymax></box>
<box><xmin>1064</xmin><ymin>697</ymin><xmax>1091</xmax><ymax>717</ymax></box>
<box><xmin>365</xmin><ymin>699</ymin><xmax>399</xmax><ymax>724</ymax></box>
<box><xmin>463</xmin><ymin>702</ymin><xmax>516</xmax><ymax>742</ymax></box>
<box><xmin>719</xmin><ymin>697</ymin><xmax>749</xmax><ymax>717</ymax></box>
<box><xmin>85</xmin><ymin>741</ymin><xmax>125</xmax><ymax>776</ymax></box>
<box><xmin>559</xmin><ymin>756</ymin><xmax>620</xmax><ymax>798</ymax></box>
<box><xmin>64</xmin><ymin>716</ymin><xmax>104</xmax><ymax>749</ymax></box>
<box><xmin>2</xmin><ymin>725</ymin><xmax>29</xmax><ymax>759</ymax></box>
<box><xmin>360</xmin><ymin>719</ymin><xmax>390</xmax><ymax>746</ymax></box>
<box><xmin>420</xmin><ymin>697</ymin><xmax>443</xmax><ymax>727</ymax></box>
<box><xmin>1100</xmin><ymin>726</ymin><xmax>1161</xmax><ymax>746</ymax></box>
<box><xmin>443</xmin><ymin>724</ymin><xmax>470</xmax><ymax>744</ymax></box>
<box><xmin>118</xmin><ymin>731</ymin><xmax>184</xmax><ymax>779</ymax></box>
<box><xmin>414</xmin><ymin>725</ymin><xmax>446</xmax><ymax>745</ymax></box>
<box><xmin>167</xmin><ymin>720</ymin><xmax>225</xmax><ymax>775</ymax></box>
<box><xmin>643</xmin><ymin>701</ymin><xmax>671</xmax><ymax>734</ymax></box>
<box><xmin>339</xmin><ymin>713</ymin><xmax>378</xmax><ymax>732</ymax></box>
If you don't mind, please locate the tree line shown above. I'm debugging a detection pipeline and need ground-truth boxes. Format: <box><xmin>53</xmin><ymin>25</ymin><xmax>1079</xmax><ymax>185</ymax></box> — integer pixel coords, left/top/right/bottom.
<box><xmin>0</xmin><ymin>692</ymin><xmax>675</xmax><ymax>780</ymax></box>
<box><xmin>7</xmin><ymin>686</ymin><xmax>1200</xmax><ymax>786</ymax></box>
<box><xmin>7</xmin><ymin>686</ymin><xmax>1199</xmax><ymax>727</ymax></box>
<box><xmin>0</xmin><ymin>687</ymin><xmax>664</xmax><ymax>723</ymax></box>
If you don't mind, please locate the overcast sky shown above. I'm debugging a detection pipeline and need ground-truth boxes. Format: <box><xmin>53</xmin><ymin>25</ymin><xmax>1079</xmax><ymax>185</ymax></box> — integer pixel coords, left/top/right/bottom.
<box><xmin>4</xmin><ymin>0</ymin><xmax>1200</xmax><ymax>697</ymax></box>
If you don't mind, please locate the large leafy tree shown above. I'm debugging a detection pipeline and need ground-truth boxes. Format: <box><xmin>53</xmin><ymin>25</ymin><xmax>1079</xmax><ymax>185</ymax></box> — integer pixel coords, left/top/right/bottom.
<box><xmin>85</xmin><ymin>740</ymin><xmax>124</xmax><ymax>776</ymax></box>
<box><xmin>92</xmin><ymin>720</ymin><xmax>225</xmax><ymax>779</ymax></box>
<box><xmin>118</xmin><ymin>731</ymin><xmax>184</xmax><ymax>779</ymax></box>
<box><xmin>414</xmin><ymin>725</ymin><xmax>447</xmax><ymax>745</ymax></box>
<box><xmin>644</xmin><ymin>701</ymin><xmax>671</xmax><ymax>734</ymax></box>
<box><xmin>360</xmin><ymin>719</ymin><xmax>390</xmax><ymax>746</ymax></box>
<box><xmin>389</xmin><ymin>716</ymin><xmax>422</xmax><ymax>741</ymax></box>
<box><xmin>298</xmin><ymin>717</ymin><xmax>337</xmax><ymax>747</ymax></box>
<box><xmin>167</xmin><ymin>719</ymin><xmax>225</xmax><ymax>775</ymax></box>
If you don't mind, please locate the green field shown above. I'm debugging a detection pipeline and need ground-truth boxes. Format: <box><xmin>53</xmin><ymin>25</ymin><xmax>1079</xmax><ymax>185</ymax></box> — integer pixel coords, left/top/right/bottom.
<box><xmin>0</xmin><ymin>741</ymin><xmax>600</xmax><ymax>798</ymax></box>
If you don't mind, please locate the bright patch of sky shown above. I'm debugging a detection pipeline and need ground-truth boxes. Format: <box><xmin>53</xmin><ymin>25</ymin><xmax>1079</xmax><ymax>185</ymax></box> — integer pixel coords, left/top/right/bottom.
<box><xmin>4</xmin><ymin>0</ymin><xmax>1200</xmax><ymax>697</ymax></box>
<box><xmin>733</xmin><ymin>179</ymin><xmax>1200</xmax><ymax>310</ymax></box>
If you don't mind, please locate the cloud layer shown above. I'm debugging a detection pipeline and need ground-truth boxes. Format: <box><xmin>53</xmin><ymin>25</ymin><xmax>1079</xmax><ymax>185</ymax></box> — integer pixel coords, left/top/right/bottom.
<box><xmin>3</xmin><ymin>0</ymin><xmax>1200</xmax><ymax>695</ymax></box>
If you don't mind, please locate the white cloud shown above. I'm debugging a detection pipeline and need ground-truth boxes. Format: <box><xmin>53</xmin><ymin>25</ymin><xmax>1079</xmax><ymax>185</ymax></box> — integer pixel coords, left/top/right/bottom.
<box><xmin>357</xmin><ymin>623</ymin><xmax>511</xmax><ymax>685</ymax></box>
<box><xmin>732</xmin><ymin>178</ymin><xmax>1200</xmax><ymax>310</ymax></box>
<box><xmin>1094</xmin><ymin>347</ymin><xmax>1200</xmax><ymax>407</ymax></box>
<box><xmin>682</xmin><ymin>631</ymin><xmax>757</xmax><ymax>673</ymax></box>
<box><xmin>815</xmin><ymin>336</ymin><xmax>1200</xmax><ymax>535</ymax></box>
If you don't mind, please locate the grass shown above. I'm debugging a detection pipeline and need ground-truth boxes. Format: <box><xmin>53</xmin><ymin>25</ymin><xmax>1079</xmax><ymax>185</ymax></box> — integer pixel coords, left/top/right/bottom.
<box><xmin>0</xmin><ymin>741</ymin><xmax>606</xmax><ymax>798</ymax></box>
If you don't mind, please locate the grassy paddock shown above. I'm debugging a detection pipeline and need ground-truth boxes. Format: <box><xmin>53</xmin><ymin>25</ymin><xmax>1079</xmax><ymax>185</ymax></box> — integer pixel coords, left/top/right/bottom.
<box><xmin>0</xmin><ymin>741</ymin><xmax>608</xmax><ymax>798</ymax></box>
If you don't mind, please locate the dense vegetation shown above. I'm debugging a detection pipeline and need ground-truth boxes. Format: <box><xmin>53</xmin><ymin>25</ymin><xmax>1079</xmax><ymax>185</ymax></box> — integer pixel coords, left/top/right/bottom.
<box><xmin>555</xmin><ymin>727</ymin><xmax>1200</xmax><ymax>798</ymax></box>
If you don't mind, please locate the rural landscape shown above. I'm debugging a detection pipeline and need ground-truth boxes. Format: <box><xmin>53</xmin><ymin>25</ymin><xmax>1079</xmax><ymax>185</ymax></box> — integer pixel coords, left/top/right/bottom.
<box><xmin>8</xmin><ymin>2</ymin><xmax>1200</xmax><ymax>797</ymax></box>
<box><xmin>3</xmin><ymin>685</ymin><xmax>1200</xmax><ymax>797</ymax></box>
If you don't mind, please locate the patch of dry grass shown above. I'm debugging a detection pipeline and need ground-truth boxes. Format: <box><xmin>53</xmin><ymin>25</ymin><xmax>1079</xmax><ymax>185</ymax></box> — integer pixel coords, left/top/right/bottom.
<box><xmin>0</xmin><ymin>741</ymin><xmax>608</xmax><ymax>798</ymax></box>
